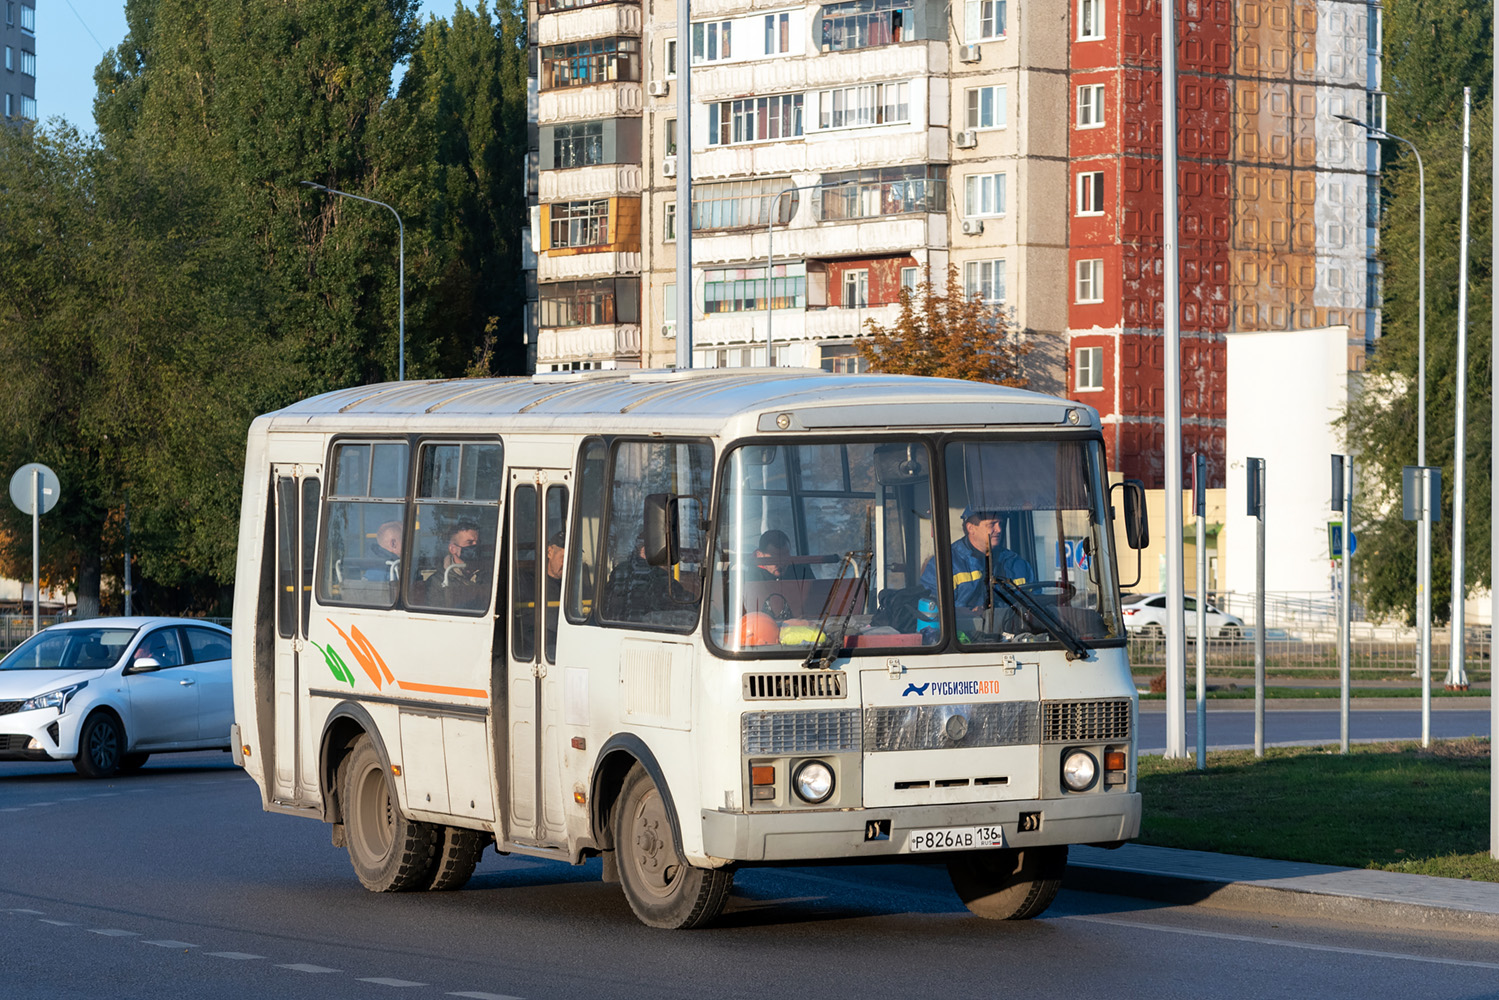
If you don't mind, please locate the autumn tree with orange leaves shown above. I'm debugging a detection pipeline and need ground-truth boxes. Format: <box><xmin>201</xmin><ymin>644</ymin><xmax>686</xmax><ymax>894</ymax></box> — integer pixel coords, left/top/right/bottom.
<box><xmin>856</xmin><ymin>265</ymin><xmax>1029</xmax><ymax>386</ymax></box>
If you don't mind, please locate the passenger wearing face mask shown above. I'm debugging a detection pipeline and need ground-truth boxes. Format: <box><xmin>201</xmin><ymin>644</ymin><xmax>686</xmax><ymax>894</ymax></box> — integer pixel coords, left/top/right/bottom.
<box><xmin>429</xmin><ymin>521</ymin><xmax>489</xmax><ymax>610</ymax></box>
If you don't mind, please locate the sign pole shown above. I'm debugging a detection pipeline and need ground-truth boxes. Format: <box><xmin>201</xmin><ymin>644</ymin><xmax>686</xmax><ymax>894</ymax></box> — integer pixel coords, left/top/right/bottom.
<box><xmin>31</xmin><ymin>468</ymin><xmax>39</xmax><ymax>635</ymax></box>
<box><xmin>1248</xmin><ymin>457</ymin><xmax>1266</xmax><ymax>757</ymax></box>
<box><xmin>1341</xmin><ymin>457</ymin><xmax>1352</xmax><ymax>753</ymax></box>
<box><xmin>1194</xmin><ymin>453</ymin><xmax>1207</xmax><ymax>770</ymax></box>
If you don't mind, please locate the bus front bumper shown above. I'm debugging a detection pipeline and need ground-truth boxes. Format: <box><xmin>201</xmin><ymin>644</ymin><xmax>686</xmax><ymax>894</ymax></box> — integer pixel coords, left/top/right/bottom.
<box><xmin>701</xmin><ymin>793</ymin><xmax>1140</xmax><ymax>863</ymax></box>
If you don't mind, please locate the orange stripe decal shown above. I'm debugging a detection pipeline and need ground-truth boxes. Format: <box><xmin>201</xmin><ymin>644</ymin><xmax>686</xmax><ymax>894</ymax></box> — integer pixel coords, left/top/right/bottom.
<box><xmin>396</xmin><ymin>680</ymin><xmax>487</xmax><ymax>699</ymax></box>
<box><xmin>350</xmin><ymin>624</ymin><xmax>396</xmax><ymax>685</ymax></box>
<box><xmin>326</xmin><ymin>619</ymin><xmax>385</xmax><ymax>690</ymax></box>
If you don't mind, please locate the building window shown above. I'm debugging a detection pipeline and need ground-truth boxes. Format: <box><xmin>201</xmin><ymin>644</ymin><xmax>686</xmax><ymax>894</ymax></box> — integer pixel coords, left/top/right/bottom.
<box><xmin>1077</xmin><ymin>171</ymin><xmax>1105</xmax><ymax>215</ymax></box>
<box><xmin>4</xmin><ymin>48</ymin><xmax>11</xmax><ymax>72</ymax></box>
<box><xmin>5</xmin><ymin>4</ymin><xmax>11</xmax><ymax>27</ymax></box>
<box><xmin>820</xmin><ymin>165</ymin><xmax>946</xmax><ymax>220</ymax></box>
<box><xmin>666</xmin><ymin>39</ymin><xmax>677</xmax><ymax>77</ymax></box>
<box><xmin>900</xmin><ymin>266</ymin><xmax>920</xmax><ymax>294</ymax></box>
<box><xmin>539</xmin><ymin>37</ymin><xmax>641</xmax><ymax>91</ymax></box>
<box><xmin>964</xmin><ymin>259</ymin><xmax>1006</xmax><ymax>303</ymax></box>
<box><xmin>766</xmin><ymin>12</ymin><xmax>791</xmax><ymax>54</ymax></box>
<box><xmin>704</xmin><ymin>263</ymin><xmax>807</xmax><ymax>313</ymax></box>
<box><xmin>817</xmin><ymin>81</ymin><xmax>910</xmax><ymax>130</ymax></box>
<box><xmin>1077</xmin><ymin>83</ymin><xmax>1104</xmax><ymax>128</ymax></box>
<box><xmin>19</xmin><ymin>3</ymin><xmax>31</xmax><ymax>33</ymax></box>
<box><xmin>692</xmin><ymin>20</ymin><xmax>732</xmax><ymax>63</ymax></box>
<box><xmin>665</xmin><ymin>202</ymin><xmax>676</xmax><ymax>242</ymax></box>
<box><xmin>1078</xmin><ymin>0</ymin><xmax>1102</xmax><ymax>39</ymax></box>
<box><xmin>1075</xmin><ymin>346</ymin><xmax>1103</xmax><ymax>390</ymax></box>
<box><xmin>1076</xmin><ymin>259</ymin><xmax>1104</xmax><ymax>303</ymax></box>
<box><xmin>965</xmin><ymin>85</ymin><xmax>1007</xmax><ymax>130</ymax></box>
<box><xmin>964</xmin><ymin>172</ymin><xmax>1007</xmax><ymax>217</ymax></box>
<box><xmin>708</xmin><ymin>94</ymin><xmax>804</xmax><ymax>145</ymax></box>
<box><xmin>1367</xmin><ymin>5</ymin><xmax>1381</xmax><ymax>54</ymax></box>
<box><xmin>664</xmin><ymin>283</ymin><xmax>677</xmax><ymax>338</ymax></box>
<box><xmin>842</xmin><ymin>269</ymin><xmax>869</xmax><ymax>308</ymax></box>
<box><xmin>4</xmin><ymin>94</ymin><xmax>11</xmax><ymax>118</ymax></box>
<box><xmin>820</xmin><ymin>0</ymin><xmax>913</xmax><ymax>51</ymax></box>
<box><xmin>548</xmin><ymin>199</ymin><xmax>610</xmax><ymax>250</ymax></box>
<box><xmin>693</xmin><ymin>179</ymin><xmax>799</xmax><ymax>231</ymax></box>
<box><xmin>20</xmin><ymin>95</ymin><xmax>33</xmax><ymax>120</ymax></box>
<box><xmin>666</xmin><ymin>118</ymin><xmax>677</xmax><ymax>156</ymax></box>
<box><xmin>539</xmin><ymin>278</ymin><xmax>640</xmax><ymax>327</ymax></box>
<box><xmin>964</xmin><ymin>0</ymin><xmax>1007</xmax><ymax>40</ymax></box>
<box><xmin>552</xmin><ymin>120</ymin><xmax>605</xmax><ymax>169</ymax></box>
<box><xmin>19</xmin><ymin>50</ymin><xmax>32</xmax><ymax>78</ymax></box>
<box><xmin>821</xmin><ymin>343</ymin><xmax>868</xmax><ymax>373</ymax></box>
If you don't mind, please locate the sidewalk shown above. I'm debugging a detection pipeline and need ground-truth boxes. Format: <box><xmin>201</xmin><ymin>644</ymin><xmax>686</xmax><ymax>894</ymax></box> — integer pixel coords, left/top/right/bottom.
<box><xmin>1066</xmin><ymin>843</ymin><xmax>1499</xmax><ymax>935</ymax></box>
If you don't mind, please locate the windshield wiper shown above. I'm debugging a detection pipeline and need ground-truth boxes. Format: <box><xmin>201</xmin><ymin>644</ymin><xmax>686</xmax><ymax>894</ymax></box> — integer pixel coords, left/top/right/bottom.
<box><xmin>803</xmin><ymin>549</ymin><xmax>873</xmax><ymax>671</ymax></box>
<box><xmin>991</xmin><ymin>575</ymin><xmax>1091</xmax><ymax>661</ymax></box>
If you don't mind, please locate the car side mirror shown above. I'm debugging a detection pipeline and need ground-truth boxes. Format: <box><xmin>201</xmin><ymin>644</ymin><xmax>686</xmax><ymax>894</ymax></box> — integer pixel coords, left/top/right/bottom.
<box><xmin>128</xmin><ymin>657</ymin><xmax>162</xmax><ymax>673</ymax></box>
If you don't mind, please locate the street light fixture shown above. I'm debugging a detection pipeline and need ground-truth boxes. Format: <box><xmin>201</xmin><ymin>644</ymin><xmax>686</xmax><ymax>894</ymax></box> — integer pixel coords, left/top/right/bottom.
<box><xmin>300</xmin><ymin>181</ymin><xmax>407</xmax><ymax>381</ymax></box>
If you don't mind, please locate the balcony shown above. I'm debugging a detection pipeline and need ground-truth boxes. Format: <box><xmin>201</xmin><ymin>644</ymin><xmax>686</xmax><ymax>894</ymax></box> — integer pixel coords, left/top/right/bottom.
<box><xmin>537</xmin><ymin>323</ymin><xmax>642</xmax><ymax>363</ymax></box>
<box><xmin>693</xmin><ymin>128</ymin><xmax>948</xmax><ymax>180</ymax></box>
<box><xmin>538</xmin><ymin>83</ymin><xmax>644</xmax><ymax>124</ymax></box>
<box><xmin>804</xmin><ymin>302</ymin><xmax>900</xmax><ymax>340</ymax></box>
<box><xmin>541</xmin><ymin>163</ymin><xmax>642</xmax><ymax>200</ymax></box>
<box><xmin>691</xmin><ymin>215</ymin><xmax>941</xmax><ymax>266</ymax></box>
<box><xmin>536</xmin><ymin>4</ymin><xmax>642</xmax><ymax>45</ymax></box>
<box><xmin>539</xmin><ymin>250</ymin><xmax>642</xmax><ymax>282</ymax></box>
<box><xmin>691</xmin><ymin>42</ymin><xmax>943</xmax><ymax>106</ymax></box>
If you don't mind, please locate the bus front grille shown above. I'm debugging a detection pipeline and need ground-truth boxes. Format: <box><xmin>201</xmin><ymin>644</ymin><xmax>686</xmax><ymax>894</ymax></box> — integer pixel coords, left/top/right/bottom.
<box><xmin>863</xmin><ymin>702</ymin><xmax>1038</xmax><ymax>753</ymax></box>
<box><xmin>1041</xmin><ymin>699</ymin><xmax>1131</xmax><ymax>743</ymax></box>
<box><xmin>742</xmin><ymin>672</ymin><xmax>848</xmax><ymax>701</ymax></box>
<box><xmin>742</xmin><ymin>709</ymin><xmax>861</xmax><ymax>754</ymax></box>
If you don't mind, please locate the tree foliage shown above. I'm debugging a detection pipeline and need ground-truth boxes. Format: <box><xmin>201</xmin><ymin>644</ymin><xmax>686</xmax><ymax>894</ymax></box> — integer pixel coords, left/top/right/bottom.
<box><xmin>1346</xmin><ymin>0</ymin><xmax>1492</xmax><ymax>623</ymax></box>
<box><xmin>856</xmin><ymin>266</ymin><xmax>1031</xmax><ymax>386</ymax></box>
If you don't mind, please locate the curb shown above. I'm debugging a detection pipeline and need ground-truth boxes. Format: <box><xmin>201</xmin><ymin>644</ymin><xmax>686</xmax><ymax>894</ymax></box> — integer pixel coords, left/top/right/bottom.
<box><xmin>1063</xmin><ymin>861</ymin><xmax>1499</xmax><ymax>937</ymax></box>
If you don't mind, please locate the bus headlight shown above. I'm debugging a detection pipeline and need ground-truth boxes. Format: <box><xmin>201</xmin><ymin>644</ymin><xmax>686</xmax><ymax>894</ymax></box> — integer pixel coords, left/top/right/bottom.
<box><xmin>792</xmin><ymin>761</ymin><xmax>835</xmax><ymax>804</ymax></box>
<box><xmin>1061</xmin><ymin>749</ymin><xmax>1098</xmax><ymax>791</ymax></box>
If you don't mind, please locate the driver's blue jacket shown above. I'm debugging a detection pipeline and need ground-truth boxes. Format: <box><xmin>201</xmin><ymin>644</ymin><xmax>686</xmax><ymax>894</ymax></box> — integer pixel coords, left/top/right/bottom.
<box><xmin>921</xmin><ymin>537</ymin><xmax>1035</xmax><ymax>610</ymax></box>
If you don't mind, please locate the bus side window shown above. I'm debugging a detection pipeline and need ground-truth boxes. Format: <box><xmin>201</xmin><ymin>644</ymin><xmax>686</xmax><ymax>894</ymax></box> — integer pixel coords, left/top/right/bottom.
<box><xmin>318</xmin><ymin>441</ymin><xmax>409</xmax><ymax>609</ymax></box>
<box><xmin>566</xmin><ymin>439</ymin><xmax>606</xmax><ymax>623</ymax></box>
<box><xmin>406</xmin><ymin>441</ymin><xmax>504</xmax><ymax>615</ymax></box>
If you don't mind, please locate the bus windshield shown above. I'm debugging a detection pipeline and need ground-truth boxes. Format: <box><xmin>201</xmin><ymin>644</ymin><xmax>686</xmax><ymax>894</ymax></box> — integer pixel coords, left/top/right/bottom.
<box><xmin>708</xmin><ymin>436</ymin><xmax>1122</xmax><ymax>655</ymax></box>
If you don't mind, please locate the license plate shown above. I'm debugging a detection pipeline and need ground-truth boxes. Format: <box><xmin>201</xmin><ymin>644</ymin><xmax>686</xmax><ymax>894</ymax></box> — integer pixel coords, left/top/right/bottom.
<box><xmin>907</xmin><ymin>824</ymin><xmax>1006</xmax><ymax>853</ymax></box>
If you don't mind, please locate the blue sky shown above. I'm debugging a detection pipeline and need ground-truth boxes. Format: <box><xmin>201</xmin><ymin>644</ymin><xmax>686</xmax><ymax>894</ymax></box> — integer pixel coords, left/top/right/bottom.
<box><xmin>40</xmin><ymin>1</ymin><xmax>451</xmax><ymax>134</ymax></box>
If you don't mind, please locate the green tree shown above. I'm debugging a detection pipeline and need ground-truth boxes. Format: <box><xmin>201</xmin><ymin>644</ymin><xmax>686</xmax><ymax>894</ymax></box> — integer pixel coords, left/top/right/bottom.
<box><xmin>1346</xmin><ymin>0</ymin><xmax>1492</xmax><ymax>623</ymax></box>
<box><xmin>857</xmin><ymin>266</ymin><xmax>1030</xmax><ymax>386</ymax></box>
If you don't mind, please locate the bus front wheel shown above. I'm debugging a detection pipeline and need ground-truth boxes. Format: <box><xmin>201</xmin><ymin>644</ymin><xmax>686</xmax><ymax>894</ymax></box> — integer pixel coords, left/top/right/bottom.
<box><xmin>947</xmin><ymin>845</ymin><xmax>1067</xmax><ymax>920</ymax></box>
<box><xmin>613</xmin><ymin>765</ymin><xmax>733</xmax><ymax>929</ymax></box>
<box><xmin>341</xmin><ymin>736</ymin><xmax>439</xmax><ymax>892</ymax></box>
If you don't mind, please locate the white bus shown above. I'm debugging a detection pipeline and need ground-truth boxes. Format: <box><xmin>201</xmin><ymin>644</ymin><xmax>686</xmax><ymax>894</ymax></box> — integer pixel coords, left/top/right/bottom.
<box><xmin>230</xmin><ymin>369</ymin><xmax>1148</xmax><ymax>928</ymax></box>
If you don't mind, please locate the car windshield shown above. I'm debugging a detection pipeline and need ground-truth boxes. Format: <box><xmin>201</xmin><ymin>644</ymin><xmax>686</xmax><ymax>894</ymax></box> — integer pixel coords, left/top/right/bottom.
<box><xmin>0</xmin><ymin>627</ymin><xmax>140</xmax><ymax>670</ymax></box>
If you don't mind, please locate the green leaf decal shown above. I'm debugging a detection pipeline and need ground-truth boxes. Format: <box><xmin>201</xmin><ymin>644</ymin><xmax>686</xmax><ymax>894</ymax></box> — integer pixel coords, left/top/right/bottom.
<box><xmin>315</xmin><ymin>642</ymin><xmax>355</xmax><ymax>687</ymax></box>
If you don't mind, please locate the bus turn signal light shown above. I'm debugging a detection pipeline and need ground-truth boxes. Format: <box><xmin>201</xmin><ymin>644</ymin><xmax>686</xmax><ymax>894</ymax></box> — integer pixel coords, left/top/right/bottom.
<box><xmin>1104</xmin><ymin>751</ymin><xmax>1126</xmax><ymax>771</ymax></box>
<box><xmin>751</xmin><ymin>764</ymin><xmax>776</xmax><ymax>801</ymax></box>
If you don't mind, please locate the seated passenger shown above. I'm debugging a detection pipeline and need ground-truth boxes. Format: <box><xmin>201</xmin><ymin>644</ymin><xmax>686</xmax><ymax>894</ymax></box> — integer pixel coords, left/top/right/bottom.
<box><xmin>744</xmin><ymin>529</ymin><xmax>813</xmax><ymax>582</ymax></box>
<box><xmin>921</xmin><ymin>508</ymin><xmax>1035</xmax><ymax>612</ymax></box>
<box><xmin>422</xmin><ymin>522</ymin><xmax>490</xmax><ymax>610</ymax></box>
<box><xmin>362</xmin><ymin>520</ymin><xmax>403</xmax><ymax>582</ymax></box>
<box><xmin>604</xmin><ymin>535</ymin><xmax>687</xmax><ymax>622</ymax></box>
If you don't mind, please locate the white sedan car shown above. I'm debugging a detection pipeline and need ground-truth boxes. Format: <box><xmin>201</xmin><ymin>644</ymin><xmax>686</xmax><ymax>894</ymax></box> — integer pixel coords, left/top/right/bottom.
<box><xmin>0</xmin><ymin>617</ymin><xmax>232</xmax><ymax>778</ymax></box>
<box><xmin>1121</xmin><ymin>593</ymin><xmax>1246</xmax><ymax>639</ymax></box>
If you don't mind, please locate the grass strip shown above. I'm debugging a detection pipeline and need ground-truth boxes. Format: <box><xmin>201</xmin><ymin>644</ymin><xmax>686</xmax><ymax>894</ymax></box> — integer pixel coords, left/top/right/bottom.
<box><xmin>1137</xmin><ymin>740</ymin><xmax>1499</xmax><ymax>881</ymax></box>
<box><xmin>1137</xmin><ymin>687</ymin><xmax>1488</xmax><ymax>700</ymax></box>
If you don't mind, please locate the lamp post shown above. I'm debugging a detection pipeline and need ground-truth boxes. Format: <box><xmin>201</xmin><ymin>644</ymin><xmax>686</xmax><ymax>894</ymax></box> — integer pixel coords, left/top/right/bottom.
<box><xmin>1334</xmin><ymin>112</ymin><xmax>1430</xmax><ymax>707</ymax></box>
<box><xmin>764</xmin><ymin>183</ymin><xmax>817</xmax><ymax>365</ymax></box>
<box><xmin>301</xmin><ymin>181</ymin><xmax>406</xmax><ymax>381</ymax></box>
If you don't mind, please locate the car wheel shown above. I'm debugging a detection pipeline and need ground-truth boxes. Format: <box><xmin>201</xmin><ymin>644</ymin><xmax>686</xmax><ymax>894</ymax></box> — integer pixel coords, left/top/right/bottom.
<box><xmin>614</xmin><ymin>764</ymin><xmax>733</xmax><ymax>929</ymax></box>
<box><xmin>947</xmin><ymin>845</ymin><xmax>1067</xmax><ymax>920</ymax></box>
<box><xmin>119</xmin><ymin>753</ymin><xmax>150</xmax><ymax>772</ymax></box>
<box><xmin>73</xmin><ymin>712</ymin><xmax>124</xmax><ymax>779</ymax></box>
<box><xmin>340</xmin><ymin>735</ymin><xmax>439</xmax><ymax>892</ymax></box>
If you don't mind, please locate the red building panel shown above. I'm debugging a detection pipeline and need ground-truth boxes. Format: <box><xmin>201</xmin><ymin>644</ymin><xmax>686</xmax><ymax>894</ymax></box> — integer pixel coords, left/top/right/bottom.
<box><xmin>1068</xmin><ymin>245</ymin><xmax>1125</xmax><ymax>331</ymax></box>
<box><xmin>1071</xmin><ymin>69</ymin><xmax>1122</xmax><ymax>159</ymax></box>
<box><xmin>820</xmin><ymin>255</ymin><xmax>915</xmax><ymax>307</ymax></box>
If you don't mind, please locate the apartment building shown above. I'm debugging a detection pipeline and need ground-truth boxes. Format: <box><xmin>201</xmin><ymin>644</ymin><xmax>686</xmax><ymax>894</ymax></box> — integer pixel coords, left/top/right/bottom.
<box><xmin>526</xmin><ymin>0</ymin><xmax>1380</xmax><ymax>488</ymax></box>
<box><xmin>3</xmin><ymin>1</ymin><xmax>35</xmax><ymax>123</ymax></box>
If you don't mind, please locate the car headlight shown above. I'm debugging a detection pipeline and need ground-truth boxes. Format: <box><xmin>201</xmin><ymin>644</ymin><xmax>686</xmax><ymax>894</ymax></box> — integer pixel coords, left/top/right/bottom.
<box><xmin>792</xmin><ymin>760</ymin><xmax>835</xmax><ymax>804</ymax></box>
<box><xmin>20</xmin><ymin>681</ymin><xmax>88</xmax><ymax>714</ymax></box>
<box><xmin>1061</xmin><ymin>749</ymin><xmax>1098</xmax><ymax>791</ymax></box>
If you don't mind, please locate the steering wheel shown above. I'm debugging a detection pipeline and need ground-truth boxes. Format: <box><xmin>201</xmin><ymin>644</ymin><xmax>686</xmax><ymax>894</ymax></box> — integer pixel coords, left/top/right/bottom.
<box><xmin>1014</xmin><ymin>580</ymin><xmax>1076</xmax><ymax>604</ymax></box>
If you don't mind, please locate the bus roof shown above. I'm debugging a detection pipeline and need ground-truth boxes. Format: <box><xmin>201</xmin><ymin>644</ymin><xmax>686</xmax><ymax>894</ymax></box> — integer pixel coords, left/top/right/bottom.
<box><xmin>260</xmin><ymin>369</ymin><xmax>1096</xmax><ymax>436</ymax></box>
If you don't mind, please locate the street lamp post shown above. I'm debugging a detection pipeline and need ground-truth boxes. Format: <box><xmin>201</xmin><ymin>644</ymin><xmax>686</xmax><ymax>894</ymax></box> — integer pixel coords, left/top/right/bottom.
<box><xmin>1334</xmin><ymin>112</ymin><xmax>1430</xmax><ymax>708</ymax></box>
<box><xmin>764</xmin><ymin>183</ymin><xmax>818</xmax><ymax>364</ymax></box>
<box><xmin>301</xmin><ymin>181</ymin><xmax>407</xmax><ymax>381</ymax></box>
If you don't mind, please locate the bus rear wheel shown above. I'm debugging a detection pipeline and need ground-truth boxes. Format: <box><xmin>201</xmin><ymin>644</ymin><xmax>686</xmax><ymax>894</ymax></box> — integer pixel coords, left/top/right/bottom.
<box><xmin>613</xmin><ymin>765</ymin><xmax>733</xmax><ymax>929</ymax></box>
<box><xmin>947</xmin><ymin>845</ymin><xmax>1067</xmax><ymax>920</ymax></box>
<box><xmin>341</xmin><ymin>736</ymin><xmax>438</xmax><ymax>892</ymax></box>
<box><xmin>424</xmin><ymin>825</ymin><xmax>488</xmax><ymax>891</ymax></box>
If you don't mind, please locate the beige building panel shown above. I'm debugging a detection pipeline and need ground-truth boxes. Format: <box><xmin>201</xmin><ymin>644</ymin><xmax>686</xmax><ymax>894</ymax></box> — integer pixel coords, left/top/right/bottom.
<box><xmin>1292</xmin><ymin>0</ymin><xmax>1317</xmax><ymax>79</ymax></box>
<box><xmin>1232</xmin><ymin>165</ymin><xmax>1296</xmax><ymax>250</ymax></box>
<box><xmin>1234</xmin><ymin>80</ymin><xmax>1295</xmax><ymax>164</ymax></box>
<box><xmin>1235</xmin><ymin>0</ymin><xmax>1294</xmax><ymax>77</ymax></box>
<box><xmin>536</xmin><ymin>4</ymin><xmax>642</xmax><ymax>45</ymax></box>
<box><xmin>1016</xmin><ymin>0</ymin><xmax>1068</xmax><ymax>71</ymax></box>
<box><xmin>1018</xmin><ymin>69</ymin><xmax>1067</xmax><ymax>160</ymax></box>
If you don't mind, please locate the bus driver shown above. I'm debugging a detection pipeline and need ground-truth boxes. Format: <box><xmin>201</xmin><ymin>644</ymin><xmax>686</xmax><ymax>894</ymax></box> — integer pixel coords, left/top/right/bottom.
<box><xmin>921</xmin><ymin>507</ymin><xmax>1034</xmax><ymax>612</ymax></box>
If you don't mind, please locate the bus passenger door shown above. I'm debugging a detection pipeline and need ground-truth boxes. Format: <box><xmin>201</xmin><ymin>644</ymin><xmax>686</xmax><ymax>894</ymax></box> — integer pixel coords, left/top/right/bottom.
<box><xmin>271</xmin><ymin>464</ymin><xmax>321</xmax><ymax>805</ymax></box>
<box><xmin>505</xmin><ymin>469</ymin><xmax>570</xmax><ymax>847</ymax></box>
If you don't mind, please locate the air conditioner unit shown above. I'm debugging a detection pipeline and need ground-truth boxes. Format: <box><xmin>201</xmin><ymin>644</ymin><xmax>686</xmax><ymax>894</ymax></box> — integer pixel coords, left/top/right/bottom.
<box><xmin>959</xmin><ymin>43</ymin><xmax>981</xmax><ymax>62</ymax></box>
<box><xmin>662</xmin><ymin>323</ymin><xmax>677</xmax><ymax>339</ymax></box>
<box><xmin>961</xmin><ymin>217</ymin><xmax>984</xmax><ymax>236</ymax></box>
<box><xmin>663</xmin><ymin>156</ymin><xmax>677</xmax><ymax>177</ymax></box>
<box><xmin>955</xmin><ymin>129</ymin><xmax>978</xmax><ymax>148</ymax></box>
<box><xmin>647</xmin><ymin>80</ymin><xmax>670</xmax><ymax>97</ymax></box>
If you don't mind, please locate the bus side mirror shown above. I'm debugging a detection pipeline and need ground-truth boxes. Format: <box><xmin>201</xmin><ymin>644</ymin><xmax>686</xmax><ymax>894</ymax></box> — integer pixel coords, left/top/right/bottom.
<box><xmin>643</xmin><ymin>493</ymin><xmax>676</xmax><ymax>567</ymax></box>
<box><xmin>1121</xmin><ymin>479</ymin><xmax>1149</xmax><ymax>550</ymax></box>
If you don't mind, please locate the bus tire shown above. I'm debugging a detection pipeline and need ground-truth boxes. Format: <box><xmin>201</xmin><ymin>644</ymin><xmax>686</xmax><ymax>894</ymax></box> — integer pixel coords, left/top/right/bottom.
<box><xmin>341</xmin><ymin>735</ymin><xmax>438</xmax><ymax>892</ymax></box>
<box><xmin>424</xmin><ymin>825</ymin><xmax>487</xmax><ymax>891</ymax></box>
<box><xmin>947</xmin><ymin>845</ymin><xmax>1067</xmax><ymax>920</ymax></box>
<box><xmin>613</xmin><ymin>765</ymin><xmax>733</xmax><ymax>929</ymax></box>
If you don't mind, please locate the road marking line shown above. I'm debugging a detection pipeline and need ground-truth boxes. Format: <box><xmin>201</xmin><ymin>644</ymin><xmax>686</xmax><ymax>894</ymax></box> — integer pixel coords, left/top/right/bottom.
<box><xmin>1</xmin><ymin>808</ymin><xmax>27</xmax><ymax>812</ymax></box>
<box><xmin>448</xmin><ymin>992</ymin><xmax>526</xmax><ymax>999</ymax></box>
<box><xmin>1067</xmin><ymin>914</ymin><xmax>1499</xmax><ymax>970</ymax></box>
<box><xmin>142</xmin><ymin>940</ymin><xmax>199</xmax><ymax>949</ymax></box>
<box><xmin>38</xmin><ymin>919</ymin><xmax>76</xmax><ymax>926</ymax></box>
<box><xmin>207</xmin><ymin>952</ymin><xmax>264</xmax><ymax>960</ymax></box>
<box><xmin>358</xmin><ymin>978</ymin><xmax>428</xmax><ymax>987</ymax></box>
<box><xmin>27</xmin><ymin>802</ymin><xmax>58</xmax><ymax>807</ymax></box>
<box><xmin>90</xmin><ymin>929</ymin><xmax>140</xmax><ymax>937</ymax></box>
<box><xmin>5</xmin><ymin>909</ymin><xmax>44</xmax><ymax>914</ymax></box>
<box><xmin>277</xmin><ymin>964</ymin><xmax>341</xmax><ymax>974</ymax></box>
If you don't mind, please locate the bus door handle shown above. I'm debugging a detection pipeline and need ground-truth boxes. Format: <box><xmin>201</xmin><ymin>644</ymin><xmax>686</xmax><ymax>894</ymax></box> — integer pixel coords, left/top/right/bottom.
<box><xmin>531</xmin><ymin>663</ymin><xmax>548</xmax><ymax>679</ymax></box>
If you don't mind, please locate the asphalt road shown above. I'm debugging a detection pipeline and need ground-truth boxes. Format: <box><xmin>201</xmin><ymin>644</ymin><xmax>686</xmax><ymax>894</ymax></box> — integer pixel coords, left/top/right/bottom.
<box><xmin>5</xmin><ymin>753</ymin><xmax>1499</xmax><ymax>999</ymax></box>
<box><xmin>1137</xmin><ymin>707</ymin><xmax>1491</xmax><ymax>754</ymax></box>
